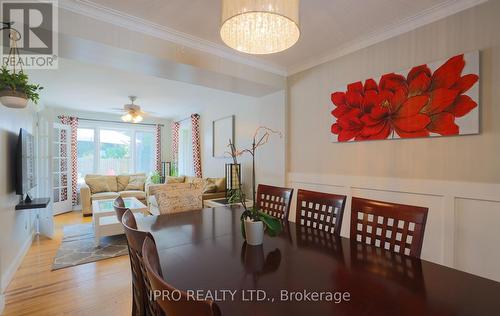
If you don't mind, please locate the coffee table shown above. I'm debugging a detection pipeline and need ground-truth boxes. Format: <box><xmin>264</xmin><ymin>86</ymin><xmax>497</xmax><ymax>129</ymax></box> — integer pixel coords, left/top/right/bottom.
<box><xmin>92</xmin><ymin>197</ymin><xmax>148</xmax><ymax>247</ymax></box>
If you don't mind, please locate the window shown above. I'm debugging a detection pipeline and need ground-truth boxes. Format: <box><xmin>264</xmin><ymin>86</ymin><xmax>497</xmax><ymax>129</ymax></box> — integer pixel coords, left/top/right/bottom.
<box><xmin>178</xmin><ymin>120</ymin><xmax>193</xmax><ymax>176</ymax></box>
<box><xmin>99</xmin><ymin>129</ymin><xmax>132</xmax><ymax>175</ymax></box>
<box><xmin>135</xmin><ymin>131</ymin><xmax>155</xmax><ymax>174</ymax></box>
<box><xmin>77</xmin><ymin>128</ymin><xmax>95</xmax><ymax>183</ymax></box>
<box><xmin>77</xmin><ymin>124</ymin><xmax>156</xmax><ymax>178</ymax></box>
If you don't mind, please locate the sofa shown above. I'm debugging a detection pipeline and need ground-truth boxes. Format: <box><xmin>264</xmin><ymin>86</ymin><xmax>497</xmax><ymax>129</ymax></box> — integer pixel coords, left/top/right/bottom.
<box><xmin>146</xmin><ymin>176</ymin><xmax>226</xmax><ymax>215</ymax></box>
<box><xmin>80</xmin><ymin>173</ymin><xmax>148</xmax><ymax>215</ymax></box>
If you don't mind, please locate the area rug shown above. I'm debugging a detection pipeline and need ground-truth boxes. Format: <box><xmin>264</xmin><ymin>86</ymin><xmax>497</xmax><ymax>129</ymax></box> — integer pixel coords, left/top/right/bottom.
<box><xmin>52</xmin><ymin>223</ymin><xmax>128</xmax><ymax>270</ymax></box>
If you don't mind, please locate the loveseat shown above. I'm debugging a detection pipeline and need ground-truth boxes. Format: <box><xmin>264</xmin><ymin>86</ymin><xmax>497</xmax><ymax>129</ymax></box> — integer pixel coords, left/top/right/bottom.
<box><xmin>80</xmin><ymin>173</ymin><xmax>148</xmax><ymax>215</ymax></box>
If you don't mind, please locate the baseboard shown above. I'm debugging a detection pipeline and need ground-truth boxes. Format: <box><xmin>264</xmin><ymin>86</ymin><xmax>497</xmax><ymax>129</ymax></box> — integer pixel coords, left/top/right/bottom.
<box><xmin>1</xmin><ymin>231</ymin><xmax>35</xmax><ymax>295</ymax></box>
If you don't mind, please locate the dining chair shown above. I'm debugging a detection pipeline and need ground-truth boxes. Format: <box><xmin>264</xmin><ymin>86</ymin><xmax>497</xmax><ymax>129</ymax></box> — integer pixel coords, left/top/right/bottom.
<box><xmin>256</xmin><ymin>184</ymin><xmax>294</xmax><ymax>221</ymax></box>
<box><xmin>113</xmin><ymin>196</ymin><xmax>127</xmax><ymax>222</ymax></box>
<box><xmin>350</xmin><ymin>197</ymin><xmax>428</xmax><ymax>258</ymax></box>
<box><xmin>142</xmin><ymin>235</ymin><xmax>222</xmax><ymax>316</ymax></box>
<box><xmin>295</xmin><ymin>189</ymin><xmax>347</xmax><ymax>236</ymax></box>
<box><xmin>122</xmin><ymin>210</ymin><xmax>162</xmax><ymax>316</ymax></box>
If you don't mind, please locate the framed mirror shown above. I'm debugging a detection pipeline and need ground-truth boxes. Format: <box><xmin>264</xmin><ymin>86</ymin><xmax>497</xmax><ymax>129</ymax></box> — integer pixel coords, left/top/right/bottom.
<box><xmin>213</xmin><ymin>115</ymin><xmax>234</xmax><ymax>158</ymax></box>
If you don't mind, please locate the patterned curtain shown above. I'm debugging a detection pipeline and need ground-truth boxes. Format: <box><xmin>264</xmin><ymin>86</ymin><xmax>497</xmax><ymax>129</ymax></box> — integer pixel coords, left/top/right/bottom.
<box><xmin>155</xmin><ymin>124</ymin><xmax>162</xmax><ymax>173</ymax></box>
<box><xmin>191</xmin><ymin>114</ymin><xmax>202</xmax><ymax>178</ymax></box>
<box><xmin>58</xmin><ymin>115</ymin><xmax>79</xmax><ymax>205</ymax></box>
<box><xmin>171</xmin><ymin>121</ymin><xmax>180</xmax><ymax>174</ymax></box>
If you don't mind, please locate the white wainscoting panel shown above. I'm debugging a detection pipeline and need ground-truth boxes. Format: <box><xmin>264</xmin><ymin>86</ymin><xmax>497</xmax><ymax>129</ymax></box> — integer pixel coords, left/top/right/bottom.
<box><xmin>287</xmin><ymin>172</ymin><xmax>500</xmax><ymax>282</ymax></box>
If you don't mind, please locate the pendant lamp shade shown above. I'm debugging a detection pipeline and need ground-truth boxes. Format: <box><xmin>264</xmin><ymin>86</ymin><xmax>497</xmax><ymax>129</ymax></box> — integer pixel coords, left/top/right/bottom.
<box><xmin>220</xmin><ymin>0</ymin><xmax>300</xmax><ymax>54</ymax></box>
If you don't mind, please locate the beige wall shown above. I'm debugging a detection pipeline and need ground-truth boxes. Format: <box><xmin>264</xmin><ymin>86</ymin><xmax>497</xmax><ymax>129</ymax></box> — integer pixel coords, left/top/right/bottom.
<box><xmin>287</xmin><ymin>0</ymin><xmax>500</xmax><ymax>183</ymax></box>
<box><xmin>200</xmin><ymin>91</ymin><xmax>286</xmax><ymax>195</ymax></box>
<box><xmin>286</xmin><ymin>0</ymin><xmax>500</xmax><ymax>282</ymax></box>
<box><xmin>0</xmin><ymin>104</ymin><xmax>37</xmax><ymax>306</ymax></box>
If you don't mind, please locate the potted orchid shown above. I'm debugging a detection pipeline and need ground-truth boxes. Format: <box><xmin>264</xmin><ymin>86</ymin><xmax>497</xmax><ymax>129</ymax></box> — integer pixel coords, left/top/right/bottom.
<box><xmin>228</xmin><ymin>127</ymin><xmax>283</xmax><ymax>245</ymax></box>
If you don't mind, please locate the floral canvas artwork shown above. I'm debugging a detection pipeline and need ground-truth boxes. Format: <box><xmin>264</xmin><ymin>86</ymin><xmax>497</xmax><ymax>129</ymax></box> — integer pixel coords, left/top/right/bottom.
<box><xmin>330</xmin><ymin>52</ymin><xmax>479</xmax><ymax>142</ymax></box>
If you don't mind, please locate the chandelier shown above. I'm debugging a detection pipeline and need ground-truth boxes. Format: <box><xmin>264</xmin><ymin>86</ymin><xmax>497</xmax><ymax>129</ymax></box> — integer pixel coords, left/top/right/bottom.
<box><xmin>220</xmin><ymin>0</ymin><xmax>300</xmax><ymax>55</ymax></box>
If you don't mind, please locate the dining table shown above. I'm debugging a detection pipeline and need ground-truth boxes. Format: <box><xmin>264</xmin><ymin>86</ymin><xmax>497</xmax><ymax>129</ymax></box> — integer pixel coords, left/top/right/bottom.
<box><xmin>137</xmin><ymin>205</ymin><xmax>500</xmax><ymax>316</ymax></box>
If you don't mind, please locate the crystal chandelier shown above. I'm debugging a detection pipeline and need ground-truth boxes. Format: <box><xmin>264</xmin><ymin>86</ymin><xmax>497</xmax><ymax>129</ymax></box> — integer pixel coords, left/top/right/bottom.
<box><xmin>220</xmin><ymin>0</ymin><xmax>300</xmax><ymax>55</ymax></box>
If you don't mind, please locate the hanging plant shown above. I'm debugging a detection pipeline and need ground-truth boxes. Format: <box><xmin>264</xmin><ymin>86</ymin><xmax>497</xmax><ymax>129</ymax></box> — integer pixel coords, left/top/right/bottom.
<box><xmin>0</xmin><ymin>66</ymin><xmax>43</xmax><ymax>108</ymax></box>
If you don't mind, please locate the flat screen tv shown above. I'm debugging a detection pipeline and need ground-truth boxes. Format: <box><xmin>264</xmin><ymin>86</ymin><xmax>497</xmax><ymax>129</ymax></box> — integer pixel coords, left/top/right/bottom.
<box><xmin>16</xmin><ymin>128</ymin><xmax>36</xmax><ymax>197</ymax></box>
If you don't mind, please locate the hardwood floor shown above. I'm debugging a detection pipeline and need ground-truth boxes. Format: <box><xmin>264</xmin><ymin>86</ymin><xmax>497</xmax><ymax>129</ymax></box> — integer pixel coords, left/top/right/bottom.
<box><xmin>3</xmin><ymin>211</ymin><xmax>132</xmax><ymax>316</ymax></box>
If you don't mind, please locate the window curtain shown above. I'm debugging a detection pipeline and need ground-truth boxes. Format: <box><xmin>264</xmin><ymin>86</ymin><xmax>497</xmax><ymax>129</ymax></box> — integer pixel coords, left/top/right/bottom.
<box><xmin>191</xmin><ymin>114</ymin><xmax>202</xmax><ymax>178</ymax></box>
<box><xmin>171</xmin><ymin>121</ymin><xmax>180</xmax><ymax>174</ymax></box>
<box><xmin>155</xmin><ymin>124</ymin><xmax>162</xmax><ymax>173</ymax></box>
<box><xmin>58</xmin><ymin>115</ymin><xmax>79</xmax><ymax>205</ymax></box>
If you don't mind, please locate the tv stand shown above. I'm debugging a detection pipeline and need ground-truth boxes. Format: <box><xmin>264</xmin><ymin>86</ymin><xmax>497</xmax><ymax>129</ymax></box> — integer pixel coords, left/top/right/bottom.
<box><xmin>16</xmin><ymin>197</ymin><xmax>50</xmax><ymax>210</ymax></box>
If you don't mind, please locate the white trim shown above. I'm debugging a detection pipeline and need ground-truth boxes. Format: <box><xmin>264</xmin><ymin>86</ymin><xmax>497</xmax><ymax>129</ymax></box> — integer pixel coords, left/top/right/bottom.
<box><xmin>287</xmin><ymin>172</ymin><xmax>500</xmax><ymax>282</ymax></box>
<box><xmin>58</xmin><ymin>0</ymin><xmax>287</xmax><ymax>76</ymax></box>
<box><xmin>288</xmin><ymin>0</ymin><xmax>488</xmax><ymax>75</ymax></box>
<box><xmin>1</xmin><ymin>231</ymin><xmax>34</xmax><ymax>295</ymax></box>
<box><xmin>288</xmin><ymin>173</ymin><xmax>500</xmax><ymax>203</ymax></box>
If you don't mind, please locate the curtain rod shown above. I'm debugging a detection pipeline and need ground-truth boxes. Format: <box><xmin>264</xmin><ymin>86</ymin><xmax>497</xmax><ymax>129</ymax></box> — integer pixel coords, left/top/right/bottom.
<box><xmin>78</xmin><ymin>118</ymin><xmax>165</xmax><ymax>127</ymax></box>
<box><xmin>175</xmin><ymin>113</ymin><xmax>199</xmax><ymax>123</ymax></box>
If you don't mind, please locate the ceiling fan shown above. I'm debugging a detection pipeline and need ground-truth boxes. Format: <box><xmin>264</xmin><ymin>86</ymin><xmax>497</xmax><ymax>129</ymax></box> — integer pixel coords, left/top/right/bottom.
<box><xmin>111</xmin><ymin>96</ymin><xmax>149</xmax><ymax>123</ymax></box>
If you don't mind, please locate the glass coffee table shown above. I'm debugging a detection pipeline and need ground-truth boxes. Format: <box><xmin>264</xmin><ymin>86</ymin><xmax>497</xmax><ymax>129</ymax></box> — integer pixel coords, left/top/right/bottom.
<box><xmin>92</xmin><ymin>197</ymin><xmax>148</xmax><ymax>247</ymax></box>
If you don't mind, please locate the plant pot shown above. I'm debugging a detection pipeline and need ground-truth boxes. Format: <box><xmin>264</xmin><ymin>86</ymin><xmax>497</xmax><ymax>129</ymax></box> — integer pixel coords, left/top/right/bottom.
<box><xmin>0</xmin><ymin>89</ymin><xmax>28</xmax><ymax>108</ymax></box>
<box><xmin>244</xmin><ymin>220</ymin><xmax>264</xmax><ymax>246</ymax></box>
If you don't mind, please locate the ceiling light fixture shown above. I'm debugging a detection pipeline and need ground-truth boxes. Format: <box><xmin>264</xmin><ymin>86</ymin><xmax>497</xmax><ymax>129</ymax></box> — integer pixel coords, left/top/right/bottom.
<box><xmin>120</xmin><ymin>96</ymin><xmax>145</xmax><ymax>123</ymax></box>
<box><xmin>220</xmin><ymin>0</ymin><xmax>300</xmax><ymax>55</ymax></box>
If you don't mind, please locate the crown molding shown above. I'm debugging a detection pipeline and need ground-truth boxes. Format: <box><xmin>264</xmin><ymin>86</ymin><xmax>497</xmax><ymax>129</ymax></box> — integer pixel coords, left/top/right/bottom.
<box><xmin>287</xmin><ymin>0</ymin><xmax>489</xmax><ymax>75</ymax></box>
<box><xmin>58</xmin><ymin>0</ymin><xmax>288</xmax><ymax>76</ymax></box>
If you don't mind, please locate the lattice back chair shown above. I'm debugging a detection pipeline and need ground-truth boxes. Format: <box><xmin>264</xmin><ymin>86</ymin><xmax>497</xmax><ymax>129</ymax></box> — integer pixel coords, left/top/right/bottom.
<box><xmin>256</xmin><ymin>184</ymin><xmax>294</xmax><ymax>221</ymax></box>
<box><xmin>295</xmin><ymin>189</ymin><xmax>346</xmax><ymax>236</ymax></box>
<box><xmin>113</xmin><ymin>196</ymin><xmax>127</xmax><ymax>222</ymax></box>
<box><xmin>350</xmin><ymin>197</ymin><xmax>428</xmax><ymax>258</ymax></box>
<box><xmin>122</xmin><ymin>210</ymin><xmax>163</xmax><ymax>316</ymax></box>
<box><xmin>143</xmin><ymin>236</ymin><xmax>221</xmax><ymax>316</ymax></box>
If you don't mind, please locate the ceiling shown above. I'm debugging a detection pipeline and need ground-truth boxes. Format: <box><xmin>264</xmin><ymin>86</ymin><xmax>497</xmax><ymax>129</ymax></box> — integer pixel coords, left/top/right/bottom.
<box><xmin>28</xmin><ymin>58</ymin><xmax>253</xmax><ymax>119</ymax></box>
<box><xmin>73</xmin><ymin>0</ymin><xmax>478</xmax><ymax>73</ymax></box>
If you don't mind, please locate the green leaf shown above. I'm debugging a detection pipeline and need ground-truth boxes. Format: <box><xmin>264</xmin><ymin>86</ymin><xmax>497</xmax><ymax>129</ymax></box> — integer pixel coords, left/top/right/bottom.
<box><xmin>0</xmin><ymin>67</ymin><xmax>43</xmax><ymax>104</ymax></box>
<box><xmin>258</xmin><ymin>211</ymin><xmax>282</xmax><ymax>237</ymax></box>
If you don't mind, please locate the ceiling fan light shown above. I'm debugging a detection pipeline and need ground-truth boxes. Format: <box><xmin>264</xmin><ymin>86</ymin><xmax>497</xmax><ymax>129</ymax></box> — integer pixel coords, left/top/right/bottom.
<box><xmin>132</xmin><ymin>115</ymin><xmax>143</xmax><ymax>123</ymax></box>
<box><xmin>220</xmin><ymin>0</ymin><xmax>300</xmax><ymax>54</ymax></box>
<box><xmin>122</xmin><ymin>113</ymin><xmax>132</xmax><ymax>122</ymax></box>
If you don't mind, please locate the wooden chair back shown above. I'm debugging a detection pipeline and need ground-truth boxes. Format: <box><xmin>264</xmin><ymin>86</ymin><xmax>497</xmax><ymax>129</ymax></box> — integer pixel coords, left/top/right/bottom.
<box><xmin>350</xmin><ymin>197</ymin><xmax>428</xmax><ymax>258</ymax></box>
<box><xmin>142</xmin><ymin>236</ymin><xmax>221</xmax><ymax>316</ymax></box>
<box><xmin>256</xmin><ymin>184</ymin><xmax>294</xmax><ymax>221</ymax></box>
<box><xmin>295</xmin><ymin>189</ymin><xmax>346</xmax><ymax>236</ymax></box>
<box><xmin>122</xmin><ymin>210</ymin><xmax>162</xmax><ymax>316</ymax></box>
<box><xmin>113</xmin><ymin>196</ymin><xmax>127</xmax><ymax>222</ymax></box>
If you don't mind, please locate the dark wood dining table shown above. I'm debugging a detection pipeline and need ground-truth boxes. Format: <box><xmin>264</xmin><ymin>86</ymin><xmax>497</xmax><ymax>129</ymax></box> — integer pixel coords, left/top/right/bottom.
<box><xmin>138</xmin><ymin>206</ymin><xmax>500</xmax><ymax>316</ymax></box>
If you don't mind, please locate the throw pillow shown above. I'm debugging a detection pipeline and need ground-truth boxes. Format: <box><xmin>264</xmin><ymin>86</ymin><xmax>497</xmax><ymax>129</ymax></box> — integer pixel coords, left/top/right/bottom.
<box><xmin>155</xmin><ymin>182</ymin><xmax>203</xmax><ymax>214</ymax></box>
<box><xmin>214</xmin><ymin>177</ymin><xmax>226</xmax><ymax>192</ymax></box>
<box><xmin>86</xmin><ymin>177</ymin><xmax>111</xmax><ymax>194</ymax></box>
<box><xmin>165</xmin><ymin>176</ymin><xmax>185</xmax><ymax>184</ymax></box>
<box><xmin>125</xmin><ymin>175</ymin><xmax>146</xmax><ymax>191</ymax></box>
<box><xmin>116</xmin><ymin>175</ymin><xmax>130</xmax><ymax>191</ymax></box>
<box><xmin>204</xmin><ymin>183</ymin><xmax>218</xmax><ymax>193</ymax></box>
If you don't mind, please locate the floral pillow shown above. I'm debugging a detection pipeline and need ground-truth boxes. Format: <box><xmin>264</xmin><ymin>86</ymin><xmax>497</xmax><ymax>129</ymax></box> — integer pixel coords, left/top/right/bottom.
<box><xmin>154</xmin><ymin>182</ymin><xmax>203</xmax><ymax>215</ymax></box>
<box><xmin>125</xmin><ymin>175</ymin><xmax>146</xmax><ymax>191</ymax></box>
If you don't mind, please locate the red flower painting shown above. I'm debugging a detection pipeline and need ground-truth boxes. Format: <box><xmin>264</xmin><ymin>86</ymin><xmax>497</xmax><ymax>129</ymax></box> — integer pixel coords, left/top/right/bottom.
<box><xmin>330</xmin><ymin>53</ymin><xmax>479</xmax><ymax>142</ymax></box>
